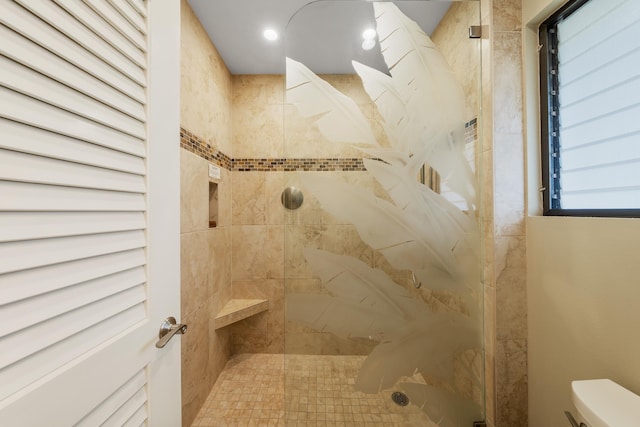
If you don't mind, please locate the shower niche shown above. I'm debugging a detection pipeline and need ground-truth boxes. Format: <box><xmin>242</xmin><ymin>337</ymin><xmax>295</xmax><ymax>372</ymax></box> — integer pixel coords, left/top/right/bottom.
<box><xmin>208</xmin><ymin>163</ymin><xmax>220</xmax><ymax>228</ymax></box>
<box><xmin>208</xmin><ymin>181</ymin><xmax>218</xmax><ymax>228</ymax></box>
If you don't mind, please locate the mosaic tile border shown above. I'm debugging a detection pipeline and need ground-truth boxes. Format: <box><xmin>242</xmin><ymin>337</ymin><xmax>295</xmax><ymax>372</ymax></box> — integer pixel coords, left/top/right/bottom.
<box><xmin>180</xmin><ymin>128</ymin><xmax>233</xmax><ymax>170</ymax></box>
<box><xmin>180</xmin><ymin>127</ymin><xmax>368</xmax><ymax>172</ymax></box>
<box><xmin>234</xmin><ymin>158</ymin><xmax>367</xmax><ymax>172</ymax></box>
<box><xmin>180</xmin><ymin>119</ymin><xmax>477</xmax><ymax>173</ymax></box>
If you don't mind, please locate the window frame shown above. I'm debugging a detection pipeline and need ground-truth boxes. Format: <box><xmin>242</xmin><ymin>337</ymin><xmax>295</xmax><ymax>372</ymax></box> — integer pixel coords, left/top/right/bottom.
<box><xmin>538</xmin><ymin>0</ymin><xmax>640</xmax><ymax>218</ymax></box>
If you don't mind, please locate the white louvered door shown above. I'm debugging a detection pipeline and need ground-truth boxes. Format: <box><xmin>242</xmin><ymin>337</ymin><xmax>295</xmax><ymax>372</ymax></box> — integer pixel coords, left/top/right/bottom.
<box><xmin>0</xmin><ymin>0</ymin><xmax>180</xmax><ymax>425</ymax></box>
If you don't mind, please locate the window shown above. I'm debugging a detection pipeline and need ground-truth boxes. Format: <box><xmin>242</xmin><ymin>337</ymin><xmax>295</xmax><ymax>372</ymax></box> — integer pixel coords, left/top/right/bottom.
<box><xmin>539</xmin><ymin>0</ymin><xmax>640</xmax><ymax>217</ymax></box>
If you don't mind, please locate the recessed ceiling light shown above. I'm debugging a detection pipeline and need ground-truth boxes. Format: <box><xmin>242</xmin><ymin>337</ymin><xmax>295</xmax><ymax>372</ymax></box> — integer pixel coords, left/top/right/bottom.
<box><xmin>362</xmin><ymin>38</ymin><xmax>376</xmax><ymax>51</ymax></box>
<box><xmin>263</xmin><ymin>28</ymin><xmax>278</xmax><ymax>41</ymax></box>
<box><xmin>362</xmin><ymin>28</ymin><xmax>377</xmax><ymax>40</ymax></box>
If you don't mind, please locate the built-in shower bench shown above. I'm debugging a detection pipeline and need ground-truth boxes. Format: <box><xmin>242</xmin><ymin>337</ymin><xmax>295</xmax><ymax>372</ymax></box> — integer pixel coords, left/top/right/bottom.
<box><xmin>213</xmin><ymin>299</ymin><xmax>269</xmax><ymax>329</ymax></box>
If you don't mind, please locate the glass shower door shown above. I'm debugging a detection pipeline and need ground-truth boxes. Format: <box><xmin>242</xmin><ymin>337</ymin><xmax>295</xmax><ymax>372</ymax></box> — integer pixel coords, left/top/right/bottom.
<box><xmin>282</xmin><ymin>2</ymin><xmax>484</xmax><ymax>425</ymax></box>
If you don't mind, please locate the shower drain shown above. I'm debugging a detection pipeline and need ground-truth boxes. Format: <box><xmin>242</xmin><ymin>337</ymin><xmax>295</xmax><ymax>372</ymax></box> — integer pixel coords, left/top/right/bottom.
<box><xmin>391</xmin><ymin>391</ymin><xmax>409</xmax><ymax>406</ymax></box>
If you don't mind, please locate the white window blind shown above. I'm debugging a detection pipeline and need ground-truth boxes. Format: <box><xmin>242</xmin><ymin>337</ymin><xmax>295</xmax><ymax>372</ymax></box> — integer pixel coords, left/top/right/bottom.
<box><xmin>557</xmin><ymin>0</ymin><xmax>640</xmax><ymax>209</ymax></box>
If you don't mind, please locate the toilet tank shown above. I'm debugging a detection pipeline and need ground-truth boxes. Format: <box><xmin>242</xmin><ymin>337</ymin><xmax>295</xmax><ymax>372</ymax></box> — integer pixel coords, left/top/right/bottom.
<box><xmin>571</xmin><ymin>379</ymin><xmax>640</xmax><ymax>427</ymax></box>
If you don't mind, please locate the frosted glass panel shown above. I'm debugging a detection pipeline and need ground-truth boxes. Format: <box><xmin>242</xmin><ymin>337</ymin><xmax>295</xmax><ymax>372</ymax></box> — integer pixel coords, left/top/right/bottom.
<box><xmin>283</xmin><ymin>2</ymin><xmax>484</xmax><ymax>425</ymax></box>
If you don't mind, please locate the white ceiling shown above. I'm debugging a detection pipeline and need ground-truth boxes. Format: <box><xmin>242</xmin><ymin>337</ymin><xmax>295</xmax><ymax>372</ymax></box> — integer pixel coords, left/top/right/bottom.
<box><xmin>188</xmin><ymin>0</ymin><xmax>453</xmax><ymax>75</ymax></box>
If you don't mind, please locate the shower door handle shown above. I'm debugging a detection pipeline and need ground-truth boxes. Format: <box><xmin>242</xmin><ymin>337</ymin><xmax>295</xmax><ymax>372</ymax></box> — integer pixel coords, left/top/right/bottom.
<box><xmin>155</xmin><ymin>316</ymin><xmax>187</xmax><ymax>348</ymax></box>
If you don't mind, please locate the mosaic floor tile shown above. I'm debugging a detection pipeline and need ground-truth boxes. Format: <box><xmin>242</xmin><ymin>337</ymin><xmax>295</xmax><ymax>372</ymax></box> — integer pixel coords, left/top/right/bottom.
<box><xmin>192</xmin><ymin>354</ymin><xmax>433</xmax><ymax>427</ymax></box>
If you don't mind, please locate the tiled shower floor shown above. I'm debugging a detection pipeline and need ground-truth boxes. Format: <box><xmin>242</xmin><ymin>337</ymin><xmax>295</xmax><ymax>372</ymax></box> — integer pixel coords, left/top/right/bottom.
<box><xmin>191</xmin><ymin>353</ymin><xmax>433</xmax><ymax>427</ymax></box>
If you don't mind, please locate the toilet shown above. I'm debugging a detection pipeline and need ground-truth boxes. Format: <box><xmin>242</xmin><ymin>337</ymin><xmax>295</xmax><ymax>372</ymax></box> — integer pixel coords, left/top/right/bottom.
<box><xmin>572</xmin><ymin>379</ymin><xmax>640</xmax><ymax>426</ymax></box>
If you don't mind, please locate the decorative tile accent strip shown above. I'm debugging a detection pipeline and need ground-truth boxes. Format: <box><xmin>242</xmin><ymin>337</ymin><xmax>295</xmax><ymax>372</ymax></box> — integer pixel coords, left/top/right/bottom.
<box><xmin>181</xmin><ymin>118</ymin><xmax>477</xmax><ymax>172</ymax></box>
<box><xmin>180</xmin><ymin>127</ymin><xmax>233</xmax><ymax>170</ymax></box>
<box><xmin>233</xmin><ymin>158</ymin><xmax>367</xmax><ymax>172</ymax></box>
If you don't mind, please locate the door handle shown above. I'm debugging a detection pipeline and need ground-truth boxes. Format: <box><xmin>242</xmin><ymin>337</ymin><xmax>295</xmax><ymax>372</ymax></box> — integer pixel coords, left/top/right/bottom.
<box><xmin>155</xmin><ymin>316</ymin><xmax>187</xmax><ymax>348</ymax></box>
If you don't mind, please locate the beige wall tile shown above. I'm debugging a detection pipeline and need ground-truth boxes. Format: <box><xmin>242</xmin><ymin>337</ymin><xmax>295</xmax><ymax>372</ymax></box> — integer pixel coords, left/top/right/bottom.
<box><xmin>484</xmin><ymin>284</ymin><xmax>497</xmax><ymax>423</ymax></box>
<box><xmin>180</xmin><ymin>172</ymin><xmax>233</xmax><ymax>427</ymax></box>
<box><xmin>207</xmin><ymin>326</ymin><xmax>231</xmax><ymax>391</ymax></box>
<box><xmin>496</xmin><ymin>338</ymin><xmax>528</xmax><ymax>427</ymax></box>
<box><xmin>232</xmin><ymin>225</ymin><xmax>285</xmax><ymax>280</ymax></box>
<box><xmin>482</xmin><ymin>0</ymin><xmax>493</xmax><ymax>23</ymax></box>
<box><xmin>493</xmin><ymin>32</ymin><xmax>524</xmax><ymax>135</ymax></box>
<box><xmin>493</xmin><ymin>132</ymin><xmax>525</xmax><ymax>234</ymax></box>
<box><xmin>452</xmin><ymin>348</ymin><xmax>485</xmax><ymax>405</ymax></box>
<box><xmin>182</xmin><ymin>392</ymin><xmax>207</xmax><ymax>427</ymax></box>
<box><xmin>284</xmin><ymin>224</ymin><xmax>373</xmax><ymax>279</ymax></box>
<box><xmin>494</xmin><ymin>253</ymin><xmax>529</xmax><ymax>407</ymax></box>
<box><xmin>180</xmin><ymin>150</ymin><xmax>208</xmax><ymax>233</ymax></box>
<box><xmin>232</xmin><ymin>171</ymin><xmax>266</xmax><ymax>225</ymax></box>
<box><xmin>211</xmin><ymin>286</ymin><xmax>232</xmax><ymax>322</ymax></box>
<box><xmin>318</xmin><ymin>333</ymin><xmax>375</xmax><ymax>356</ymax></box>
<box><xmin>227</xmin><ymin>275</ymin><xmax>284</xmax><ymax>352</ymax></box>
<box><xmin>481</xmin><ymin>150</ymin><xmax>495</xmax><ymax>220</ymax></box>
<box><xmin>284</xmin><ymin>329</ymin><xmax>323</xmax><ymax>354</ymax></box>
<box><xmin>278</xmin><ymin>221</ymin><xmax>383</xmax><ymax>356</ymax></box>
<box><xmin>494</xmin><ymin>235</ymin><xmax>526</xmax><ymax>278</ymax></box>
<box><xmin>181</xmin><ymin>303</ymin><xmax>211</xmax><ymax>427</ymax></box>
<box><xmin>481</xmin><ymin>68</ymin><xmax>493</xmax><ymax>157</ymax></box>
<box><xmin>495</xmin><ymin>205</ymin><xmax>525</xmax><ymax>236</ymax></box>
<box><xmin>181</xmin><ymin>230</ymin><xmax>210</xmax><ymax>317</ymax></box>
<box><xmin>233</xmin><ymin>75</ymin><xmax>284</xmax><ymax>106</ymax></box>
<box><xmin>281</xmin><ymin>171</ymin><xmax>387</xmax><ymax>227</ymax></box>
<box><xmin>232</xmin><ymin>103</ymin><xmax>284</xmax><ymax>158</ymax></box>
<box><xmin>483</xmin><ymin>0</ymin><xmax>528</xmax><ymax>423</ymax></box>
<box><xmin>208</xmin><ymin>227</ymin><xmax>231</xmax><ymax>300</ymax></box>
<box><xmin>230</xmin><ymin>312</ymin><xmax>269</xmax><ymax>353</ymax></box>
<box><xmin>265</xmin><ymin>172</ymin><xmax>286</xmax><ymax>225</ymax></box>
<box><xmin>181</xmin><ymin>1</ymin><xmax>235</xmax><ymax>423</ymax></box>
<box><xmin>493</xmin><ymin>0</ymin><xmax>522</xmax><ymax>31</ymax></box>
<box><xmin>371</xmin><ymin>252</ymin><xmax>412</xmax><ymax>289</ymax></box>
<box><xmin>217</xmin><ymin>168</ymin><xmax>232</xmax><ymax>228</ymax></box>
<box><xmin>233</xmin><ymin>279</ymin><xmax>273</xmax><ymax>300</ymax></box>
<box><xmin>322</xmin><ymin>74</ymin><xmax>371</xmax><ymax>106</ymax></box>
<box><xmin>367</xmin><ymin>104</ymin><xmax>392</xmax><ymax>148</ymax></box>
<box><xmin>281</xmin><ymin>75</ymin><xmax>376</xmax><ymax>159</ymax></box>
<box><xmin>283</xmin><ymin>104</ymin><xmax>363</xmax><ymax>159</ymax></box>
<box><xmin>180</xmin><ymin>0</ymin><xmax>232</xmax><ymax>154</ymax></box>
<box><xmin>482</xmin><ymin>219</ymin><xmax>496</xmax><ymax>288</ymax></box>
<box><xmin>227</xmin><ymin>287</ymin><xmax>285</xmax><ymax>354</ymax></box>
<box><xmin>265</xmin><ymin>281</ymin><xmax>285</xmax><ymax>354</ymax></box>
<box><xmin>320</xmin><ymin>225</ymin><xmax>373</xmax><ymax>266</ymax></box>
<box><xmin>431</xmin><ymin>1</ymin><xmax>482</xmax><ymax>123</ymax></box>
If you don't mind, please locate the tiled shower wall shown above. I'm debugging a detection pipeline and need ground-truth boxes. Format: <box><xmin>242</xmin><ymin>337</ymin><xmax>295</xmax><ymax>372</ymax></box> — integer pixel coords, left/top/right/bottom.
<box><xmin>433</xmin><ymin>1</ymin><xmax>529</xmax><ymax>425</ymax></box>
<box><xmin>430</xmin><ymin>2</ymin><xmax>529</xmax><ymax>425</ymax></box>
<box><xmin>180</xmin><ymin>1</ymin><xmax>233</xmax><ymax>426</ymax></box>
<box><xmin>487</xmin><ymin>0</ymin><xmax>528</xmax><ymax>426</ymax></box>
<box><xmin>179</xmin><ymin>0</ymin><xmax>528</xmax><ymax>425</ymax></box>
<box><xmin>185</xmin><ymin>64</ymin><xmax>482</xmax><ymax>359</ymax></box>
<box><xmin>229</xmin><ymin>75</ymin><xmax>386</xmax><ymax>356</ymax></box>
<box><xmin>228</xmin><ymin>76</ymin><xmax>285</xmax><ymax>356</ymax></box>
<box><xmin>474</xmin><ymin>0</ymin><xmax>529</xmax><ymax>425</ymax></box>
<box><xmin>224</xmin><ymin>76</ymin><xmax>486</xmax><ymax>418</ymax></box>
<box><xmin>228</xmin><ymin>74</ymin><xmax>484</xmax><ymax>358</ymax></box>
